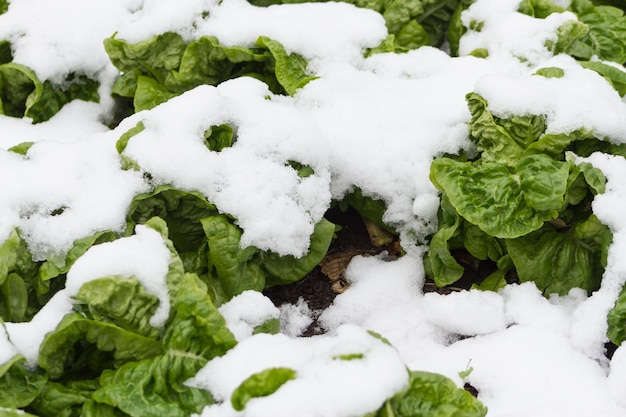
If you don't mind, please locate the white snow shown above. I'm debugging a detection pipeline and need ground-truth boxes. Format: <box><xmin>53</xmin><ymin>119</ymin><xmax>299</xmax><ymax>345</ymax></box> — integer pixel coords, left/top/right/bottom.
<box><xmin>219</xmin><ymin>290</ymin><xmax>280</xmax><ymax>341</ymax></box>
<box><xmin>1</xmin><ymin>0</ymin><xmax>626</xmax><ymax>416</ymax></box>
<box><xmin>279</xmin><ymin>297</ymin><xmax>315</xmax><ymax>337</ymax></box>
<box><xmin>186</xmin><ymin>324</ymin><xmax>409</xmax><ymax>417</ymax></box>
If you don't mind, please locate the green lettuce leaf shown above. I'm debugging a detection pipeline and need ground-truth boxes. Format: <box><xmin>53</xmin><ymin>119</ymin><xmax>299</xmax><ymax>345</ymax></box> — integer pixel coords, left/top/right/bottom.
<box><xmin>569</xmin><ymin>0</ymin><xmax>626</xmax><ymax>64</ymax></box>
<box><xmin>506</xmin><ymin>214</ymin><xmax>611</xmax><ymax>295</ymax></box>
<box><xmin>38</xmin><ymin>313</ymin><xmax>164</xmax><ymax>380</ymax></box>
<box><xmin>231</xmin><ymin>367</ymin><xmax>297</xmax><ymax>411</ymax></box>
<box><xmin>466</xmin><ymin>92</ymin><xmax>546</xmax><ymax>165</ymax></box>
<box><xmin>608</xmin><ymin>284</ymin><xmax>626</xmax><ymax>345</ymax></box>
<box><xmin>74</xmin><ymin>276</ymin><xmax>161</xmax><ymax>339</ymax></box>
<box><xmin>424</xmin><ymin>194</ymin><xmax>465</xmax><ymax>287</ymax></box>
<box><xmin>0</xmin><ymin>63</ymin><xmax>99</xmax><ymax>123</ymax></box>
<box><xmin>261</xmin><ymin>217</ymin><xmax>335</xmax><ymax>286</ymax></box>
<box><xmin>430</xmin><ymin>154</ymin><xmax>569</xmax><ymax>239</ymax></box>
<box><xmin>255</xmin><ymin>36</ymin><xmax>318</xmax><ymax>96</ymax></box>
<box><xmin>375</xmin><ymin>370</ymin><xmax>487</xmax><ymax>417</ymax></box>
<box><xmin>201</xmin><ymin>215</ymin><xmax>265</xmax><ymax>299</ymax></box>
<box><xmin>0</xmin><ymin>355</ymin><xmax>47</xmax><ymax>409</ymax></box>
<box><xmin>105</xmin><ymin>32</ymin><xmax>316</xmax><ymax>112</ymax></box>
<box><xmin>518</xmin><ymin>0</ymin><xmax>565</xmax><ymax>18</ymax></box>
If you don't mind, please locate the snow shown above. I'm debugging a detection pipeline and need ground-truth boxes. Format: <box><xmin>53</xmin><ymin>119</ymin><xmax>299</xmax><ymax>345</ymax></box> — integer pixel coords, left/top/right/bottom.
<box><xmin>186</xmin><ymin>324</ymin><xmax>409</xmax><ymax>417</ymax></box>
<box><xmin>1</xmin><ymin>0</ymin><xmax>626</xmax><ymax>416</ymax></box>
<box><xmin>219</xmin><ymin>290</ymin><xmax>280</xmax><ymax>342</ymax></box>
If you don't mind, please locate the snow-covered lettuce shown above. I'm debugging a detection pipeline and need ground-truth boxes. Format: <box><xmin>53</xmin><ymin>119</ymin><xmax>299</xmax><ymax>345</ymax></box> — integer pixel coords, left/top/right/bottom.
<box><xmin>104</xmin><ymin>32</ymin><xmax>317</xmax><ymax>115</ymax></box>
<box><xmin>427</xmin><ymin>92</ymin><xmax>612</xmax><ymax>295</ymax></box>
<box><xmin>373</xmin><ymin>370</ymin><xmax>487</xmax><ymax>417</ymax></box>
<box><xmin>0</xmin><ymin>217</ymin><xmax>238</xmax><ymax>417</ymax></box>
<box><xmin>0</xmin><ymin>59</ymin><xmax>99</xmax><ymax>123</ymax></box>
<box><xmin>126</xmin><ymin>185</ymin><xmax>335</xmax><ymax>304</ymax></box>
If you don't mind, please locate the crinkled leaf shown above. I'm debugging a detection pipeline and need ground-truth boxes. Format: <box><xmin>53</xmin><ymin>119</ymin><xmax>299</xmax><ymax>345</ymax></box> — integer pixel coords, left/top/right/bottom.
<box><xmin>133</xmin><ymin>75</ymin><xmax>177</xmax><ymax>111</ymax></box>
<box><xmin>28</xmin><ymin>380</ymin><xmax>101</xmax><ymax>417</ymax></box>
<box><xmin>74</xmin><ymin>276</ymin><xmax>161</xmax><ymax>339</ymax></box>
<box><xmin>128</xmin><ymin>186</ymin><xmax>218</xmax><ymax>254</ymax></box>
<box><xmin>518</xmin><ymin>0</ymin><xmax>565</xmax><ymax>18</ymax></box>
<box><xmin>548</xmin><ymin>20</ymin><xmax>590</xmax><ymax>57</ymax></box>
<box><xmin>0</xmin><ymin>355</ymin><xmax>47</xmax><ymax>409</ymax></box>
<box><xmin>104</xmin><ymin>32</ymin><xmax>186</xmax><ymax>80</ymax></box>
<box><xmin>0</xmin><ymin>62</ymin><xmax>98</xmax><ymax>122</ymax></box>
<box><xmin>231</xmin><ymin>367</ymin><xmax>297</xmax><ymax>411</ymax></box>
<box><xmin>255</xmin><ymin>36</ymin><xmax>317</xmax><ymax>96</ymax></box>
<box><xmin>430</xmin><ymin>155</ymin><xmax>569</xmax><ymax>239</ymax></box>
<box><xmin>168</xmin><ymin>35</ymin><xmax>268</xmax><ymax>92</ymax></box>
<box><xmin>570</xmin><ymin>1</ymin><xmax>626</xmax><ymax>63</ymax></box>
<box><xmin>506</xmin><ymin>214</ymin><xmax>611</xmax><ymax>295</ymax></box>
<box><xmin>38</xmin><ymin>313</ymin><xmax>164</xmax><ymax>380</ymax></box>
<box><xmin>376</xmin><ymin>370</ymin><xmax>487</xmax><ymax>417</ymax></box>
<box><xmin>201</xmin><ymin>215</ymin><xmax>265</xmax><ymax>298</ymax></box>
<box><xmin>466</xmin><ymin>93</ymin><xmax>527</xmax><ymax>164</ymax></box>
<box><xmin>93</xmin><ymin>271</ymin><xmax>236</xmax><ymax>417</ymax></box>
<box><xmin>204</xmin><ymin>124</ymin><xmax>235</xmax><ymax>152</ymax></box>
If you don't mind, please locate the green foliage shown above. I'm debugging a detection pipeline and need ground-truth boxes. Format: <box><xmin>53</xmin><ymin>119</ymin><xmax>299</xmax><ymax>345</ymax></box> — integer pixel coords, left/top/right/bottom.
<box><xmin>230</xmin><ymin>367</ymin><xmax>297</xmax><ymax>411</ymax></box>
<box><xmin>428</xmin><ymin>93</ymin><xmax>612</xmax><ymax>295</ymax></box>
<box><xmin>375</xmin><ymin>370</ymin><xmax>487</xmax><ymax>417</ymax></box>
<box><xmin>104</xmin><ymin>32</ymin><xmax>317</xmax><ymax>112</ymax></box>
<box><xmin>0</xmin><ymin>62</ymin><xmax>99</xmax><ymax>123</ymax></box>
<box><xmin>608</xmin><ymin>285</ymin><xmax>626</xmax><ymax>345</ymax></box>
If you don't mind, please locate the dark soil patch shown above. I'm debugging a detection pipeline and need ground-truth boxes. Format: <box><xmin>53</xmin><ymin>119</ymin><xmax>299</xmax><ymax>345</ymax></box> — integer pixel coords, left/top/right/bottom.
<box><xmin>263</xmin><ymin>205</ymin><xmax>481</xmax><ymax>336</ymax></box>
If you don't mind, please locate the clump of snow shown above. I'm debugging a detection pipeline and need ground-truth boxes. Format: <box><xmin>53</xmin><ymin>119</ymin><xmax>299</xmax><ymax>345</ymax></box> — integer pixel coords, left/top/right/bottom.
<box><xmin>187</xmin><ymin>324</ymin><xmax>408</xmax><ymax>417</ymax></box>
<box><xmin>123</xmin><ymin>81</ymin><xmax>332</xmax><ymax>257</ymax></box>
<box><xmin>423</xmin><ymin>289</ymin><xmax>507</xmax><ymax>336</ymax></box>
<box><xmin>460</xmin><ymin>0</ymin><xmax>577</xmax><ymax>69</ymax></box>
<box><xmin>219</xmin><ymin>290</ymin><xmax>280</xmax><ymax>342</ymax></box>
<box><xmin>0</xmin><ymin>101</ymin><xmax>109</xmax><ymax>149</ymax></box>
<box><xmin>570</xmin><ymin>153</ymin><xmax>626</xmax><ymax>360</ymax></box>
<box><xmin>0</xmin><ymin>324</ymin><xmax>20</xmax><ymax>365</ymax></box>
<box><xmin>4</xmin><ymin>290</ymin><xmax>73</xmax><ymax>367</ymax></box>
<box><xmin>608</xmin><ymin>345</ymin><xmax>626</xmax><ymax>407</ymax></box>
<box><xmin>279</xmin><ymin>297</ymin><xmax>315</xmax><ymax>337</ymax></box>
<box><xmin>0</xmin><ymin>133</ymin><xmax>148</xmax><ymax>262</ymax></box>
<box><xmin>475</xmin><ymin>56</ymin><xmax>626</xmax><ymax>142</ymax></box>
<box><xmin>194</xmin><ymin>0</ymin><xmax>387</xmax><ymax>70</ymax></box>
<box><xmin>66</xmin><ymin>225</ymin><xmax>172</xmax><ymax>327</ymax></box>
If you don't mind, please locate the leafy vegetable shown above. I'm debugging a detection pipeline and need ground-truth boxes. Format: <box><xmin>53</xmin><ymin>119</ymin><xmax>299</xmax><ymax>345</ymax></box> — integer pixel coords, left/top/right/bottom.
<box><xmin>375</xmin><ymin>370</ymin><xmax>487</xmax><ymax>417</ymax></box>
<box><xmin>230</xmin><ymin>367</ymin><xmax>297</xmax><ymax>411</ymax></box>
<box><xmin>105</xmin><ymin>32</ymin><xmax>317</xmax><ymax>113</ymax></box>
<box><xmin>125</xmin><ymin>185</ymin><xmax>335</xmax><ymax>303</ymax></box>
<box><xmin>0</xmin><ymin>62</ymin><xmax>99</xmax><ymax>123</ymax></box>
<box><xmin>608</xmin><ymin>285</ymin><xmax>626</xmax><ymax>345</ymax></box>
<box><xmin>427</xmin><ymin>92</ymin><xmax>612</xmax><ymax>295</ymax></box>
<box><xmin>0</xmin><ymin>218</ymin><xmax>239</xmax><ymax>417</ymax></box>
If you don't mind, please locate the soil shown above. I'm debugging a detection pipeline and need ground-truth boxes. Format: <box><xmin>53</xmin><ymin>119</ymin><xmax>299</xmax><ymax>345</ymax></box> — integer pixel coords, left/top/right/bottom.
<box><xmin>263</xmin><ymin>204</ymin><xmax>501</xmax><ymax>336</ymax></box>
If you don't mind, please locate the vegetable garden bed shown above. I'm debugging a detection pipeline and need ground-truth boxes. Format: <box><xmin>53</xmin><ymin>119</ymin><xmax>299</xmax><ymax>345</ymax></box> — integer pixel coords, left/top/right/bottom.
<box><xmin>2</xmin><ymin>0</ymin><xmax>626</xmax><ymax>416</ymax></box>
